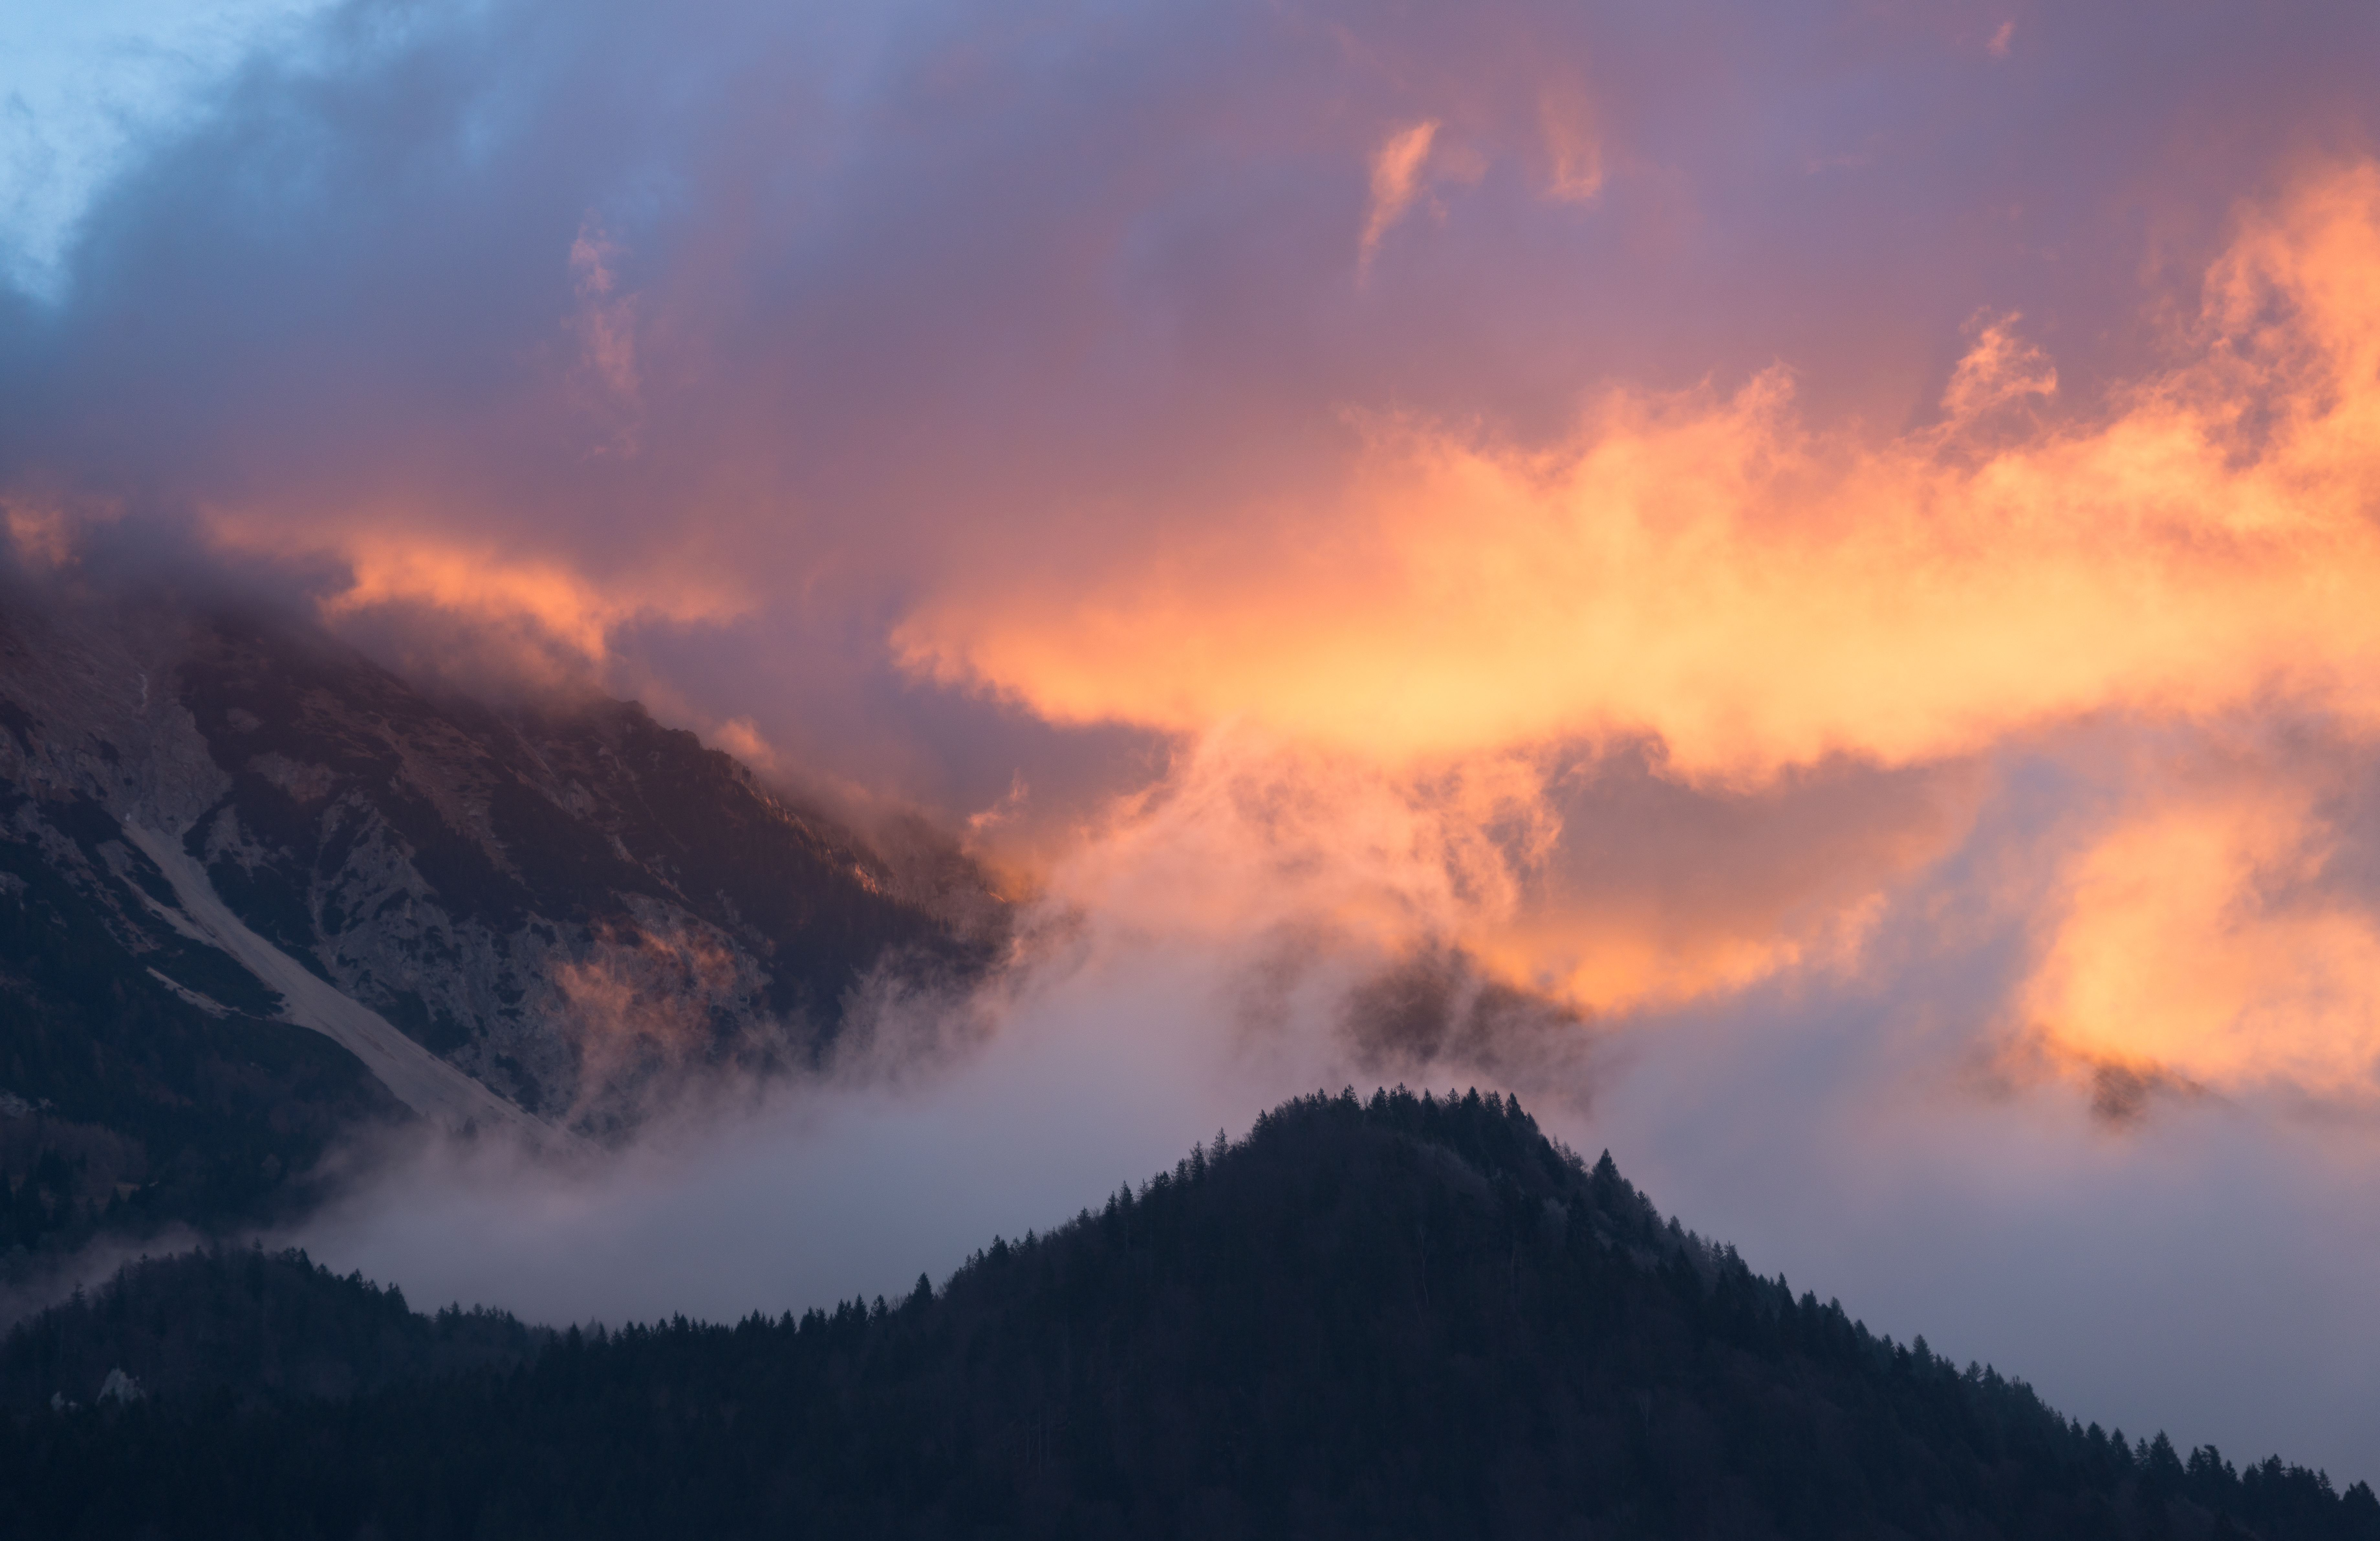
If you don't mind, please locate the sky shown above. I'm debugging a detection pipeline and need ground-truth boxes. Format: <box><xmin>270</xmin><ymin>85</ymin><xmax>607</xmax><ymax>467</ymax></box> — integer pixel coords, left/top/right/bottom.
<box><xmin>7</xmin><ymin>0</ymin><xmax>2380</xmax><ymax>1483</ymax></box>
<box><xmin>0</xmin><ymin>0</ymin><xmax>336</xmax><ymax>296</ymax></box>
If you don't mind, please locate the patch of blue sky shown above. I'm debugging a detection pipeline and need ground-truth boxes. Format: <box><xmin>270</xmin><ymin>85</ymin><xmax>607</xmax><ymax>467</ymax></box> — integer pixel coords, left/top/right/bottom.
<box><xmin>0</xmin><ymin>0</ymin><xmax>338</xmax><ymax>300</ymax></box>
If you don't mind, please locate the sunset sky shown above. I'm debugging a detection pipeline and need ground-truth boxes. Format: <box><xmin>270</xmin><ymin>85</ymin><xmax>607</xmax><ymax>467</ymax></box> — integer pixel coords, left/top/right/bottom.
<box><xmin>8</xmin><ymin>0</ymin><xmax>2380</xmax><ymax>1482</ymax></box>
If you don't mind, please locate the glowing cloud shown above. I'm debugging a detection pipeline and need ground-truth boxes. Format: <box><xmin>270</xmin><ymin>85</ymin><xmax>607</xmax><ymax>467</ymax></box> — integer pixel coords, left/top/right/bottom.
<box><xmin>897</xmin><ymin>165</ymin><xmax>2380</xmax><ymax>785</ymax></box>
<box><xmin>9</xmin><ymin>0</ymin><xmax>2380</xmax><ymax>1119</ymax></box>
<box><xmin>2022</xmin><ymin>740</ymin><xmax>2380</xmax><ymax>1100</ymax></box>
<box><xmin>1360</xmin><ymin>119</ymin><xmax>1439</xmax><ymax>270</ymax></box>
<box><xmin>199</xmin><ymin>520</ymin><xmax>751</xmax><ymax>674</ymax></box>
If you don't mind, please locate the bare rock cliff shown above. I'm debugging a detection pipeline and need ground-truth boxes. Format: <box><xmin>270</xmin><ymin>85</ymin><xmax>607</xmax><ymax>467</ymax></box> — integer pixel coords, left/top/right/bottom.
<box><xmin>0</xmin><ymin>594</ymin><xmax>1003</xmax><ymax>1255</ymax></box>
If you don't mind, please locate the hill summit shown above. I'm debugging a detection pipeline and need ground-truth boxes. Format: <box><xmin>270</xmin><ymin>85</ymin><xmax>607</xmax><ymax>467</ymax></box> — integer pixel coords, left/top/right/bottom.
<box><xmin>5</xmin><ymin>1087</ymin><xmax>2373</xmax><ymax>1539</ymax></box>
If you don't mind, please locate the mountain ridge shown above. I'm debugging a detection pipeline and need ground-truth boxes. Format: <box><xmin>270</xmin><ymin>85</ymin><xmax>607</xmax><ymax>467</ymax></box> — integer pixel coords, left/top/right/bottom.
<box><xmin>0</xmin><ymin>590</ymin><xmax>1004</xmax><ymax>1261</ymax></box>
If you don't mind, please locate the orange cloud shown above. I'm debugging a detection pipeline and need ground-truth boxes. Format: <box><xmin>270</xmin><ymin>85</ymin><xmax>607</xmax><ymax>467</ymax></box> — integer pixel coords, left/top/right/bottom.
<box><xmin>896</xmin><ymin>163</ymin><xmax>2380</xmax><ymax>785</ymax></box>
<box><xmin>137</xmin><ymin>144</ymin><xmax>2380</xmax><ymax>1108</ymax></box>
<box><xmin>1042</xmin><ymin>727</ymin><xmax>1970</xmax><ymax>1020</ymax></box>
<box><xmin>555</xmin><ymin>912</ymin><xmax>763</xmax><ymax>1123</ymax></box>
<box><xmin>1492</xmin><ymin>749</ymin><xmax>1976</xmax><ymax>1012</ymax></box>
<box><xmin>1935</xmin><ymin>311</ymin><xmax>2056</xmax><ymax>428</ymax></box>
<box><xmin>2023</xmin><ymin>745</ymin><xmax>2380</xmax><ymax>1100</ymax></box>
<box><xmin>1360</xmin><ymin>119</ymin><xmax>1439</xmax><ymax>269</ymax></box>
<box><xmin>201</xmin><ymin>517</ymin><xmax>749</xmax><ymax>669</ymax></box>
<box><xmin>2</xmin><ymin>501</ymin><xmax>79</xmax><ymax>570</ymax></box>
<box><xmin>1047</xmin><ymin>727</ymin><xmax>1548</xmax><ymax>953</ymax></box>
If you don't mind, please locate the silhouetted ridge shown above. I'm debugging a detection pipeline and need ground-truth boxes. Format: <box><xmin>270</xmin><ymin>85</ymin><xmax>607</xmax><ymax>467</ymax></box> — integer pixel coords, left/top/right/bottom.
<box><xmin>0</xmin><ymin>1245</ymin><xmax>543</xmax><ymax>1414</ymax></box>
<box><xmin>3</xmin><ymin>1089</ymin><xmax>2372</xmax><ymax>1539</ymax></box>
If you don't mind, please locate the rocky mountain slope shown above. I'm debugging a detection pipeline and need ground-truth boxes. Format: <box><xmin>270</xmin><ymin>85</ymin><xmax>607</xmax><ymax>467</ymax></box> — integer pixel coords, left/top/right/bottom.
<box><xmin>0</xmin><ymin>590</ymin><xmax>1004</xmax><ymax>1254</ymax></box>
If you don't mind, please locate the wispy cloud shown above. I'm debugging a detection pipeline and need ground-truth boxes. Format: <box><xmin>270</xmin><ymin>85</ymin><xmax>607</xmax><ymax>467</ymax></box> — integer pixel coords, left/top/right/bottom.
<box><xmin>1359</xmin><ymin>118</ymin><xmax>1438</xmax><ymax>272</ymax></box>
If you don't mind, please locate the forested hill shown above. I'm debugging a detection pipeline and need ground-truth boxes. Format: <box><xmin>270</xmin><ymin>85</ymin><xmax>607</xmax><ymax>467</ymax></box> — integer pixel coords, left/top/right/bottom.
<box><xmin>4</xmin><ymin>1089</ymin><xmax>2374</xmax><ymax>1540</ymax></box>
<box><xmin>0</xmin><ymin>1246</ymin><xmax>543</xmax><ymax>1414</ymax></box>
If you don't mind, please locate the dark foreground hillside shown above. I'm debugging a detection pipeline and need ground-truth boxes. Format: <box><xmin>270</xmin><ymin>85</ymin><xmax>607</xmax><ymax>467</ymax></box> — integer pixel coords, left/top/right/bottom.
<box><xmin>0</xmin><ymin>1246</ymin><xmax>543</xmax><ymax>1414</ymax></box>
<box><xmin>3</xmin><ymin>1089</ymin><xmax>2373</xmax><ymax>1540</ymax></box>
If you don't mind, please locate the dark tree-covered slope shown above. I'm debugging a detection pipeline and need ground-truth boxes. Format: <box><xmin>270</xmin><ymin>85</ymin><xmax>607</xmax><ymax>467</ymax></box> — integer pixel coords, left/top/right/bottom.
<box><xmin>0</xmin><ymin>1246</ymin><xmax>543</xmax><ymax>1413</ymax></box>
<box><xmin>3</xmin><ymin>1089</ymin><xmax>2371</xmax><ymax>1540</ymax></box>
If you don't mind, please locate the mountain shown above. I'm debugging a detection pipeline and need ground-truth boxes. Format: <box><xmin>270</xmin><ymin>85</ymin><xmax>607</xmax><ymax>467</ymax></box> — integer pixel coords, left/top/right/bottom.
<box><xmin>0</xmin><ymin>590</ymin><xmax>1004</xmax><ymax>1259</ymax></box>
<box><xmin>4</xmin><ymin>1088</ymin><xmax>2371</xmax><ymax>1540</ymax></box>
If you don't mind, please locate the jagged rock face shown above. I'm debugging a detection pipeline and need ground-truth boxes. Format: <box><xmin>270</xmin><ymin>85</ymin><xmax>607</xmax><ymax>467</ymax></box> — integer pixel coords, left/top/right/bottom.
<box><xmin>171</xmin><ymin>617</ymin><xmax>1000</xmax><ymax>1128</ymax></box>
<box><xmin>0</xmin><ymin>598</ymin><xmax>1004</xmax><ymax>1152</ymax></box>
<box><xmin>0</xmin><ymin>603</ymin><xmax>405</xmax><ymax>1259</ymax></box>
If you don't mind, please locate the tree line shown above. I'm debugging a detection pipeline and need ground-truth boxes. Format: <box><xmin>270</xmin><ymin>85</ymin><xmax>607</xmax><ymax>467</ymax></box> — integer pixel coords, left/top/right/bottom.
<box><xmin>3</xmin><ymin>1086</ymin><xmax>2370</xmax><ymax>1539</ymax></box>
